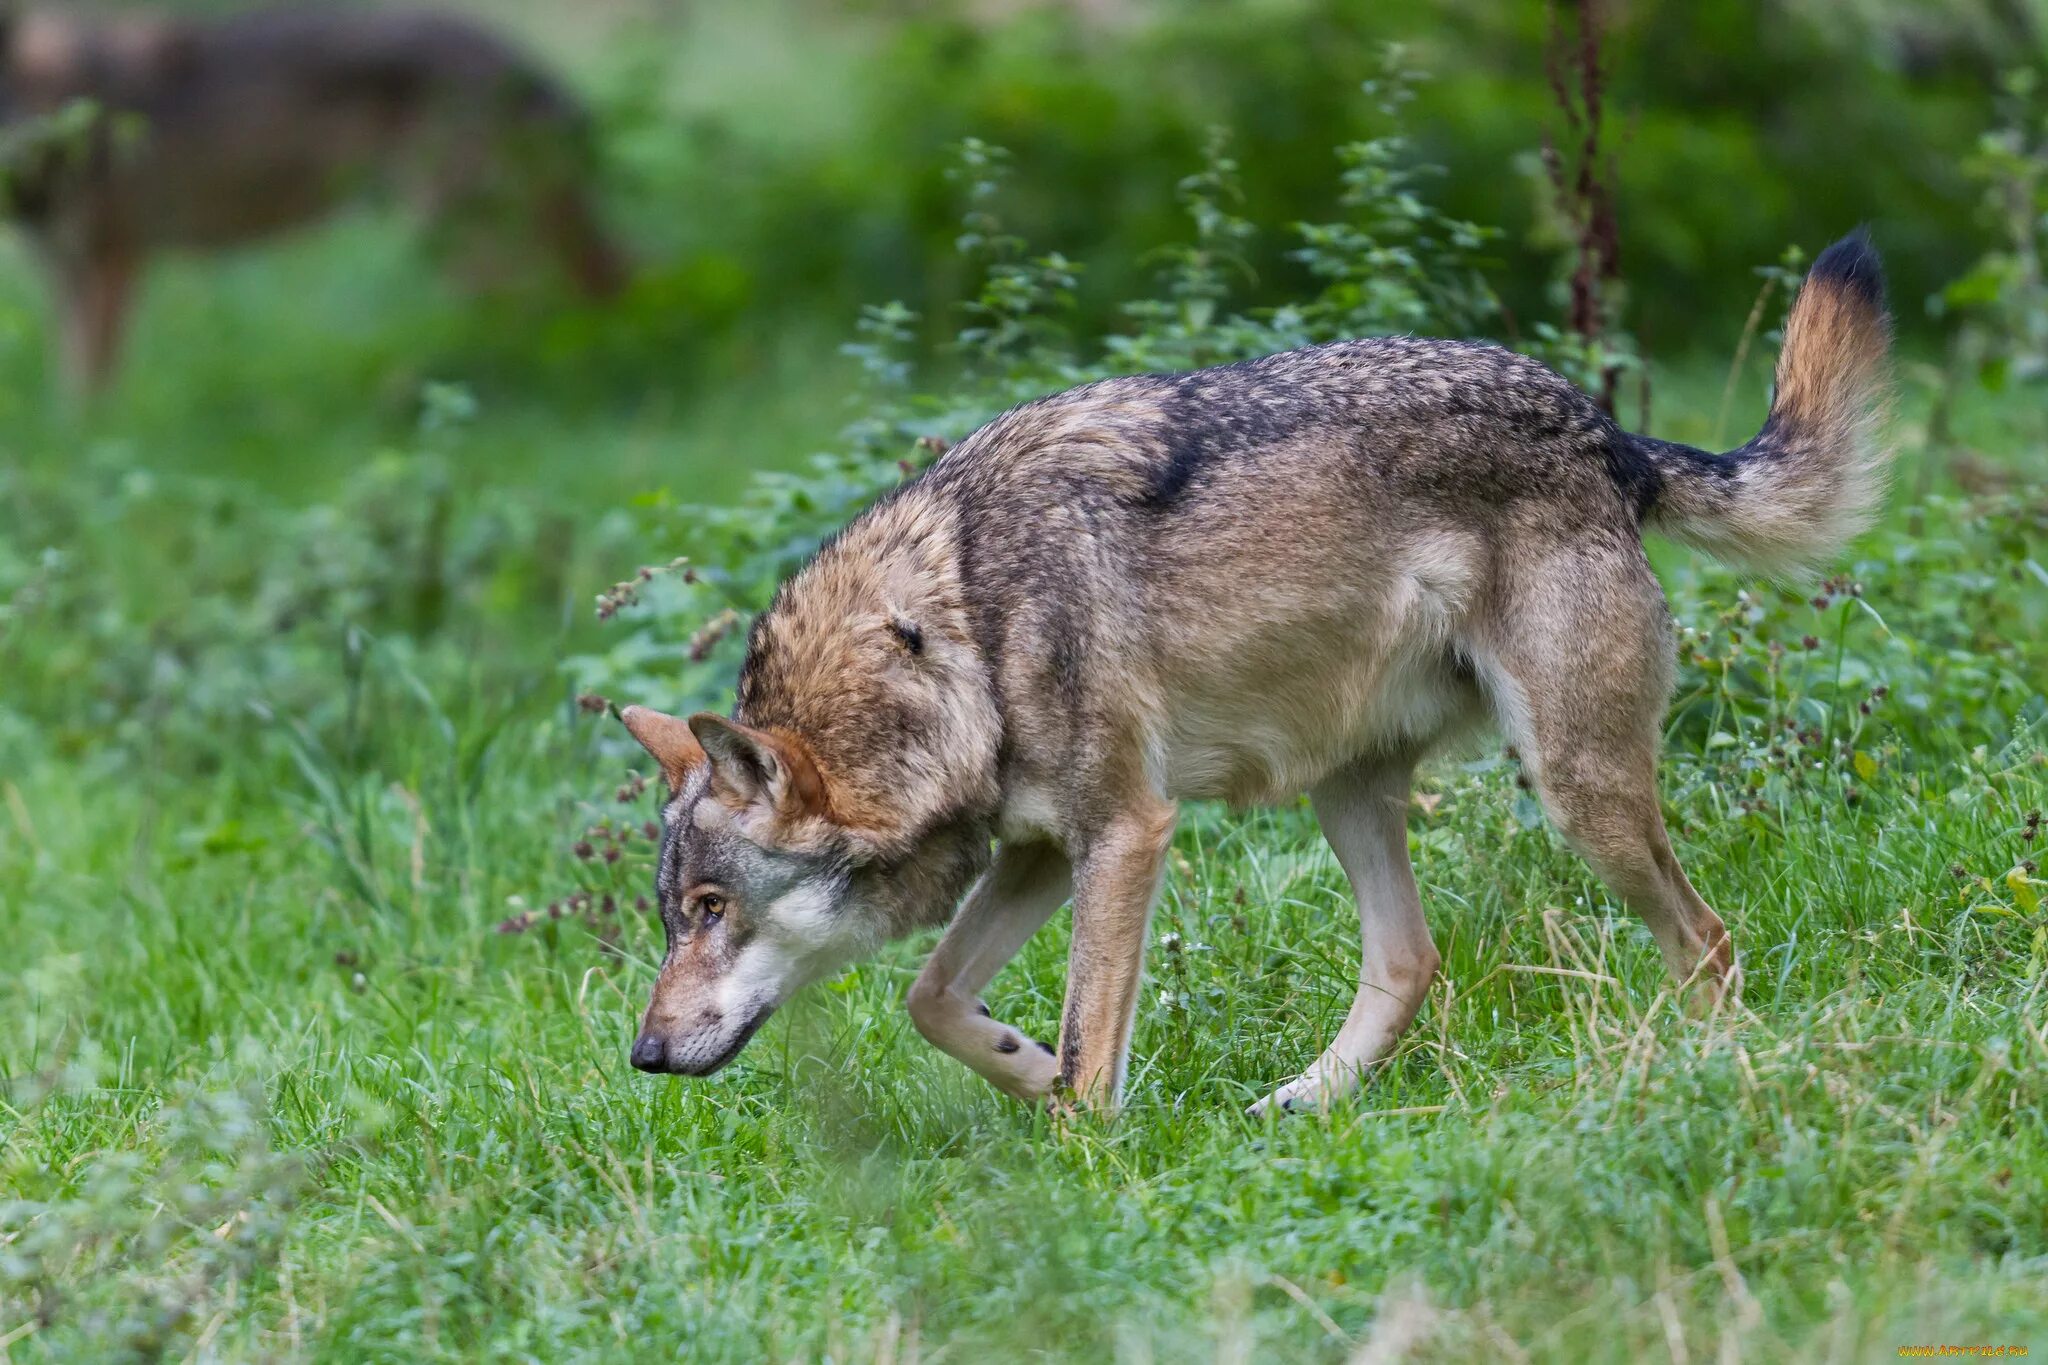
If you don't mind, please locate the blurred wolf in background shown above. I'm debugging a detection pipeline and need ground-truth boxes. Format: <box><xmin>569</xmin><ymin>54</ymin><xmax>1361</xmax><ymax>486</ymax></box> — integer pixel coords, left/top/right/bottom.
<box><xmin>0</xmin><ymin>7</ymin><xmax>627</xmax><ymax>393</ymax></box>
<box><xmin>616</xmin><ymin>233</ymin><xmax>1891</xmax><ymax>1117</ymax></box>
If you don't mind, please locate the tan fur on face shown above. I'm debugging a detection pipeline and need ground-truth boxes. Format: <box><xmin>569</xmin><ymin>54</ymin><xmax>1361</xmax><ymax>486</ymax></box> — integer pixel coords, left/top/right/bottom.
<box><xmin>687</xmin><ymin>713</ymin><xmax>840</xmax><ymax>852</ymax></box>
<box><xmin>620</xmin><ymin>706</ymin><xmax>705</xmax><ymax>794</ymax></box>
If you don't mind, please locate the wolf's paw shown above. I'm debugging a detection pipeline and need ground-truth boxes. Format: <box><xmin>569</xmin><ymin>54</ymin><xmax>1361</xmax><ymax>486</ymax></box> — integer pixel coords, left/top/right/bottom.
<box><xmin>1040</xmin><ymin>1077</ymin><xmax>1126</xmax><ymax>1126</ymax></box>
<box><xmin>1041</xmin><ymin>1087</ymin><xmax>1077</xmax><ymax>1124</ymax></box>
<box><xmin>1248</xmin><ymin>1075</ymin><xmax>1326</xmax><ymax>1118</ymax></box>
<box><xmin>994</xmin><ymin>1035</ymin><xmax>1059</xmax><ymax>1105</ymax></box>
<box><xmin>1682</xmin><ymin>950</ymin><xmax>1744</xmax><ymax>1020</ymax></box>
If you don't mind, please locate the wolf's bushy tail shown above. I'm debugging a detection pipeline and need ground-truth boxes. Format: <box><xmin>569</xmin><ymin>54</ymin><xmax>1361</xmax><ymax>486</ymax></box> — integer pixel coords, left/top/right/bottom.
<box><xmin>1630</xmin><ymin>231</ymin><xmax>1893</xmax><ymax>575</ymax></box>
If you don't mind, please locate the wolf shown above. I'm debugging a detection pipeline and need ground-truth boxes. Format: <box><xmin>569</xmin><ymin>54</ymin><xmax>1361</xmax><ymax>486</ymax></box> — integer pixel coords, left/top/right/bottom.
<box><xmin>619</xmin><ymin>232</ymin><xmax>1890</xmax><ymax>1115</ymax></box>
<box><xmin>0</xmin><ymin>7</ymin><xmax>625</xmax><ymax>393</ymax></box>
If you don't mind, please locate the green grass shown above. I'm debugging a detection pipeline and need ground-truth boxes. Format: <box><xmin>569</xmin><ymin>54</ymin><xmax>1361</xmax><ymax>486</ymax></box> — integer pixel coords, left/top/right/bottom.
<box><xmin>2</xmin><ymin>219</ymin><xmax>2046</xmax><ymax>1362</ymax></box>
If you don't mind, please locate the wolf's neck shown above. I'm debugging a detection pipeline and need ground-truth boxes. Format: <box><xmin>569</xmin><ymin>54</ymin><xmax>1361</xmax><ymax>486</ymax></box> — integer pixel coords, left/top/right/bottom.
<box><xmin>736</xmin><ymin>490</ymin><xmax>1004</xmax><ymax>856</ymax></box>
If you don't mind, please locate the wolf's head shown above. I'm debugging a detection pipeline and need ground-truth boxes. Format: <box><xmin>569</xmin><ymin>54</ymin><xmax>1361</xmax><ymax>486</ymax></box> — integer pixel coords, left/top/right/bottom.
<box><xmin>615</xmin><ymin>508</ymin><xmax>1006</xmax><ymax>1076</ymax></box>
<box><xmin>615</xmin><ymin>703</ymin><xmax>990</xmax><ymax>1076</ymax></box>
<box><xmin>614</xmin><ymin>706</ymin><xmax>858</xmax><ymax>1074</ymax></box>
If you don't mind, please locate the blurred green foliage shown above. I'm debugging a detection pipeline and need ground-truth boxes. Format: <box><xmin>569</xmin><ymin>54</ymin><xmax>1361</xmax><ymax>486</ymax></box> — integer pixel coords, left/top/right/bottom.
<box><xmin>1933</xmin><ymin>66</ymin><xmax>2048</xmax><ymax>387</ymax></box>
<box><xmin>555</xmin><ymin>0</ymin><xmax>2039</xmax><ymax>378</ymax></box>
<box><xmin>3</xmin><ymin>0</ymin><xmax>2028</xmax><ymax>412</ymax></box>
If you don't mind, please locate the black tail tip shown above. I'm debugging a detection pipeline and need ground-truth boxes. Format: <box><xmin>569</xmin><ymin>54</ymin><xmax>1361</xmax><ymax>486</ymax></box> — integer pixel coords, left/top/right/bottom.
<box><xmin>1808</xmin><ymin>228</ymin><xmax>1887</xmax><ymax>313</ymax></box>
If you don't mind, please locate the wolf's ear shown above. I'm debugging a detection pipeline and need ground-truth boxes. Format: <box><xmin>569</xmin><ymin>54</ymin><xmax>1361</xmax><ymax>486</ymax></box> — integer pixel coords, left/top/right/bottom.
<box><xmin>687</xmin><ymin>714</ymin><xmax>831</xmax><ymax>828</ymax></box>
<box><xmin>619</xmin><ymin>705</ymin><xmax>706</xmax><ymax>796</ymax></box>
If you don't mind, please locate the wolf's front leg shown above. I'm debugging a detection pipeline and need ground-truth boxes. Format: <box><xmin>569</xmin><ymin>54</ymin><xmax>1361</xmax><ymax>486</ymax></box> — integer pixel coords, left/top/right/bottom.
<box><xmin>1056</xmin><ymin>798</ymin><xmax>1178</xmax><ymax>1112</ymax></box>
<box><xmin>907</xmin><ymin>840</ymin><xmax>1071</xmax><ymax>1101</ymax></box>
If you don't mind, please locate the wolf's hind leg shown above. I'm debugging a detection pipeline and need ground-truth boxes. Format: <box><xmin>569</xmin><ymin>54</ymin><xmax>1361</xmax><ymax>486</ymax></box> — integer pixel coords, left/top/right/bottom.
<box><xmin>539</xmin><ymin>186</ymin><xmax>628</xmax><ymax>299</ymax></box>
<box><xmin>907</xmin><ymin>840</ymin><xmax>1070</xmax><ymax>1101</ymax></box>
<box><xmin>52</xmin><ymin>247</ymin><xmax>137</xmax><ymax>397</ymax></box>
<box><xmin>1474</xmin><ymin>549</ymin><xmax>1737</xmax><ymax>1000</ymax></box>
<box><xmin>1252</xmin><ymin>756</ymin><xmax>1439</xmax><ymax>1116</ymax></box>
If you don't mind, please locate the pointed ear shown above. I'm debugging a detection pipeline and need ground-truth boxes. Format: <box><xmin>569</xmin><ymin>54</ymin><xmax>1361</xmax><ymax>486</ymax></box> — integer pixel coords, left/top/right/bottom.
<box><xmin>618</xmin><ymin>705</ymin><xmax>706</xmax><ymax>796</ymax></box>
<box><xmin>687</xmin><ymin>714</ymin><xmax>831</xmax><ymax>826</ymax></box>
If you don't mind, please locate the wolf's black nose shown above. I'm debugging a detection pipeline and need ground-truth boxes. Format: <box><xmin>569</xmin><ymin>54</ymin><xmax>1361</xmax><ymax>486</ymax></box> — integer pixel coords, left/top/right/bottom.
<box><xmin>630</xmin><ymin>1034</ymin><xmax>668</xmax><ymax>1073</ymax></box>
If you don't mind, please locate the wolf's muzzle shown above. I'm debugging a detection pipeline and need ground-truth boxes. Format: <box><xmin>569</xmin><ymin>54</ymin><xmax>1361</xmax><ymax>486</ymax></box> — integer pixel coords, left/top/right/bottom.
<box><xmin>629</xmin><ymin>1006</ymin><xmax>771</xmax><ymax>1076</ymax></box>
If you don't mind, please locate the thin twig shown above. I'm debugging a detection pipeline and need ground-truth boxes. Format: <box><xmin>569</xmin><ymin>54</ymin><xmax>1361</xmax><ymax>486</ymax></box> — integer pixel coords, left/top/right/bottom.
<box><xmin>1713</xmin><ymin>277</ymin><xmax>1777</xmax><ymax>448</ymax></box>
<box><xmin>1263</xmin><ymin>1273</ymin><xmax>1351</xmax><ymax>1345</ymax></box>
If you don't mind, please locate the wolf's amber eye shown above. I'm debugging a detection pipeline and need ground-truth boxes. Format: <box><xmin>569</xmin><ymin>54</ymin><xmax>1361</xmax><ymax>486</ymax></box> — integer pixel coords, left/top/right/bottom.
<box><xmin>697</xmin><ymin>893</ymin><xmax>725</xmax><ymax>920</ymax></box>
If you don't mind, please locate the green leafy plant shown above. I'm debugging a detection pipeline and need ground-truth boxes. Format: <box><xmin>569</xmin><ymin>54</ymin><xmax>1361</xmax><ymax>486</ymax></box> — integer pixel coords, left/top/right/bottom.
<box><xmin>1934</xmin><ymin>69</ymin><xmax>2048</xmax><ymax>396</ymax></box>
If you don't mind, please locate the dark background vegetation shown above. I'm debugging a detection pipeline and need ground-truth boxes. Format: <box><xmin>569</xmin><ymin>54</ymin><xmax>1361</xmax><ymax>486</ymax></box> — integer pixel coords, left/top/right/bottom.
<box><xmin>542</xmin><ymin>0</ymin><xmax>2033</xmax><ymax>388</ymax></box>
<box><xmin>30</xmin><ymin>0</ymin><xmax>2024</xmax><ymax>408</ymax></box>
